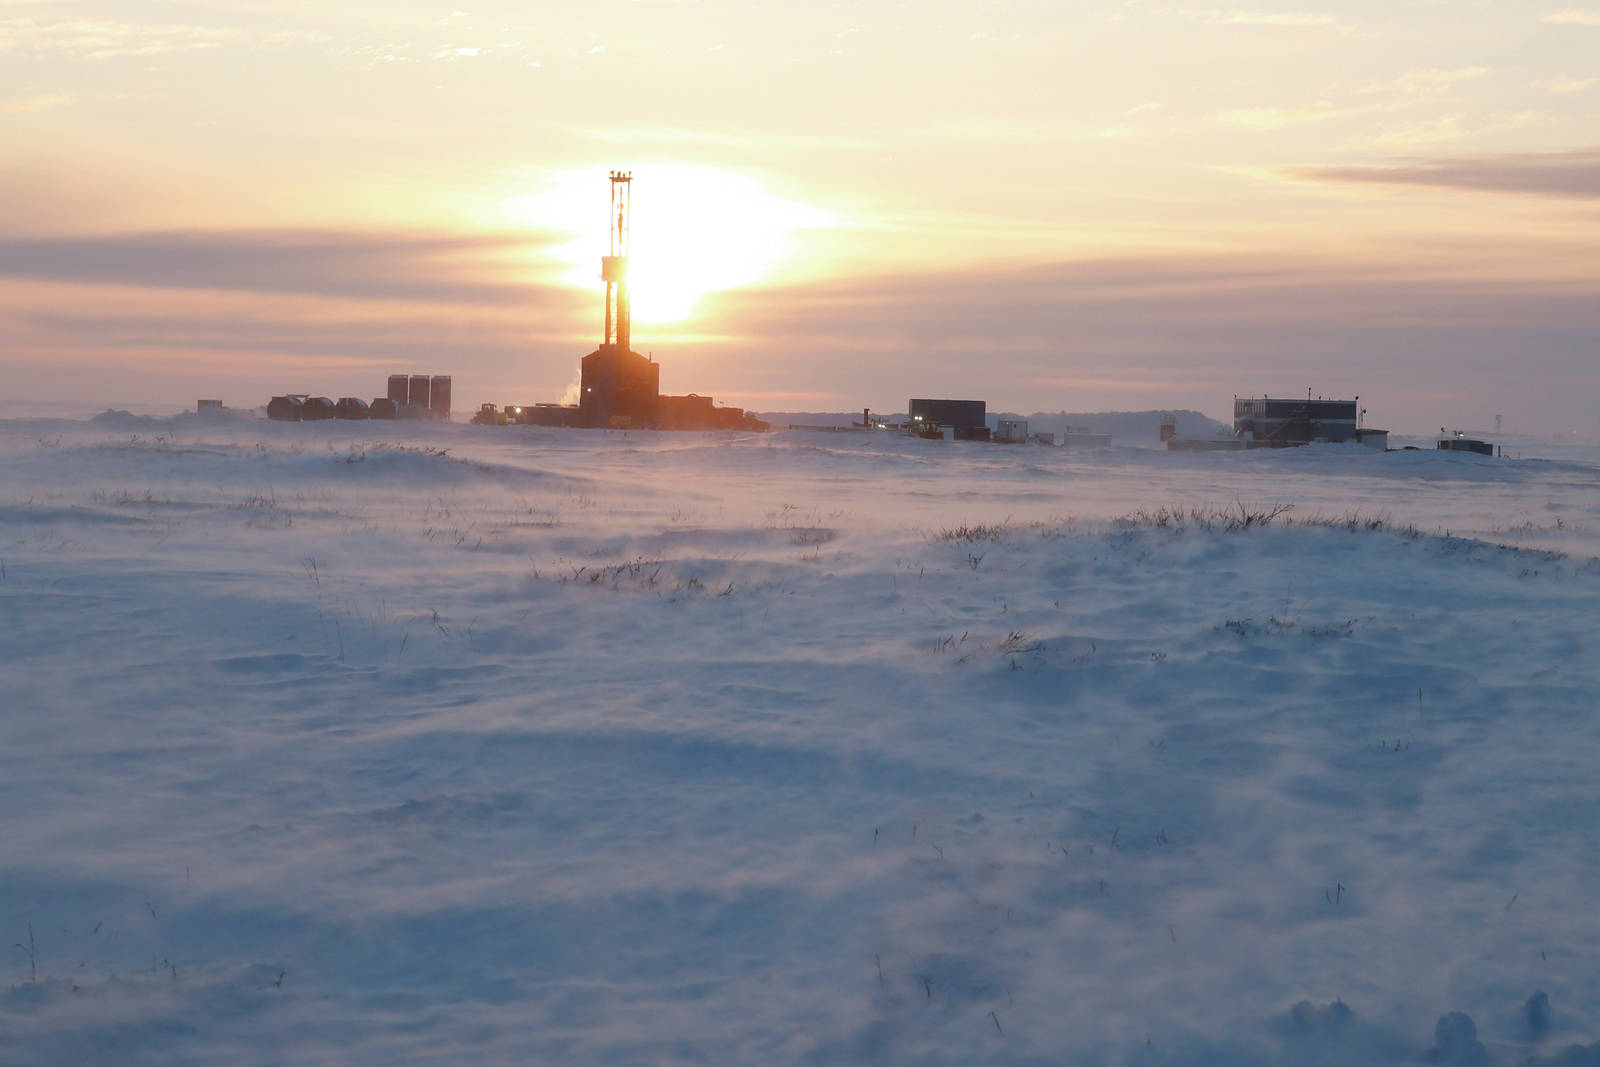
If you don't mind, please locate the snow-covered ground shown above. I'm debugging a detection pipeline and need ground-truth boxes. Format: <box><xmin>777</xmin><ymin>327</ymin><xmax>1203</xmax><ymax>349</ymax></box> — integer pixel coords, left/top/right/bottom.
<box><xmin>3</xmin><ymin>414</ymin><xmax>1599</xmax><ymax>1065</ymax></box>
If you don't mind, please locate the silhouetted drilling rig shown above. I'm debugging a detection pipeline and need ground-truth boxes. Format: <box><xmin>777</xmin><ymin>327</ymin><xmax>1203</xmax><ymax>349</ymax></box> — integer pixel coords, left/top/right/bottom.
<box><xmin>474</xmin><ymin>171</ymin><xmax>767</xmax><ymax>431</ymax></box>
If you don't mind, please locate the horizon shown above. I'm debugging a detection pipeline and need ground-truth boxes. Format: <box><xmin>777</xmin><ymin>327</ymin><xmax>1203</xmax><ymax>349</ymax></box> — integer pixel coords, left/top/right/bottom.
<box><xmin>3</xmin><ymin>2</ymin><xmax>1598</xmax><ymax>433</ymax></box>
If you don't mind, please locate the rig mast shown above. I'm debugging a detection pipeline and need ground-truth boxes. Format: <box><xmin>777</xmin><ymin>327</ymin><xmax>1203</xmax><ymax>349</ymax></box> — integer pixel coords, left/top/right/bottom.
<box><xmin>601</xmin><ymin>170</ymin><xmax>632</xmax><ymax>353</ymax></box>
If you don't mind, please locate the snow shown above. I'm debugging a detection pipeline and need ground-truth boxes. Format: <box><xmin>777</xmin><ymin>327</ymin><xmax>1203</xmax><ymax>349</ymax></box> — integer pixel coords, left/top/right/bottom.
<box><xmin>3</xmin><ymin>415</ymin><xmax>1599</xmax><ymax>1065</ymax></box>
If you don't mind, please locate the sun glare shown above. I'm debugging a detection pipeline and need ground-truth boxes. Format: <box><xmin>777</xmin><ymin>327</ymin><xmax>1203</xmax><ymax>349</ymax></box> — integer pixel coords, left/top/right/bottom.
<box><xmin>505</xmin><ymin>165</ymin><xmax>832</xmax><ymax>325</ymax></box>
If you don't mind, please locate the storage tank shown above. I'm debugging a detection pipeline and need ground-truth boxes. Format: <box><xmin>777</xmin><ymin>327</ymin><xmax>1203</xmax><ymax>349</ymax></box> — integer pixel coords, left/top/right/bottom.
<box><xmin>267</xmin><ymin>395</ymin><xmax>303</xmax><ymax>422</ymax></box>
<box><xmin>429</xmin><ymin>375</ymin><xmax>452</xmax><ymax>420</ymax></box>
<box><xmin>408</xmin><ymin>375</ymin><xmax>431</xmax><ymax>410</ymax></box>
<box><xmin>369</xmin><ymin>397</ymin><xmax>397</xmax><ymax>420</ymax></box>
<box><xmin>335</xmin><ymin>397</ymin><xmax>370</xmax><ymax>420</ymax></box>
<box><xmin>301</xmin><ymin>396</ymin><xmax>336</xmax><ymax>420</ymax></box>
<box><xmin>387</xmin><ymin>375</ymin><xmax>409</xmax><ymax>406</ymax></box>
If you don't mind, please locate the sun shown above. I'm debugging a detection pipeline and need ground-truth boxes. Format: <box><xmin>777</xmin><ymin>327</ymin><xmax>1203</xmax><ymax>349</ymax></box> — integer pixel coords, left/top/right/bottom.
<box><xmin>504</xmin><ymin>165</ymin><xmax>831</xmax><ymax>324</ymax></box>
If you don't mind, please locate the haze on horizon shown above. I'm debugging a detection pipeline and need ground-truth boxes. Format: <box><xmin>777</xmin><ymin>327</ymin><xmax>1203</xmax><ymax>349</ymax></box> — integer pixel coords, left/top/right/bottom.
<box><xmin>2</xmin><ymin>0</ymin><xmax>1597</xmax><ymax>434</ymax></box>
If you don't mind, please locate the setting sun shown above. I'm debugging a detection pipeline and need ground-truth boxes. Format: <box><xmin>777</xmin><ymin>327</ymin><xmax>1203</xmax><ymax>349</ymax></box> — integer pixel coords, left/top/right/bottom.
<box><xmin>505</xmin><ymin>165</ymin><xmax>834</xmax><ymax>325</ymax></box>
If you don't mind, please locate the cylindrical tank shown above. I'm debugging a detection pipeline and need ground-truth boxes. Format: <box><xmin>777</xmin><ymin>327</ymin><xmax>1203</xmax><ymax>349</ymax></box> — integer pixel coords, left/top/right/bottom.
<box><xmin>387</xmin><ymin>375</ymin><xmax>409</xmax><ymax>406</ymax></box>
<box><xmin>408</xmin><ymin>375</ymin><xmax>431</xmax><ymax>409</ymax></box>
<box><xmin>429</xmin><ymin>375</ymin><xmax>452</xmax><ymax>420</ymax></box>
<box><xmin>335</xmin><ymin>397</ymin><xmax>370</xmax><ymax>420</ymax></box>
<box><xmin>369</xmin><ymin>397</ymin><xmax>397</xmax><ymax>420</ymax></box>
<box><xmin>301</xmin><ymin>396</ymin><xmax>336</xmax><ymax>421</ymax></box>
<box><xmin>267</xmin><ymin>395</ymin><xmax>303</xmax><ymax>422</ymax></box>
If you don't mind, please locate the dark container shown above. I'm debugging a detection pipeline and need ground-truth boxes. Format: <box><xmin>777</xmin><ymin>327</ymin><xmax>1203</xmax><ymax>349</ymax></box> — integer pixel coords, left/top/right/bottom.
<box><xmin>370</xmin><ymin>397</ymin><xmax>397</xmax><ymax>420</ymax></box>
<box><xmin>335</xmin><ymin>397</ymin><xmax>371</xmax><ymax>420</ymax></box>
<box><xmin>387</xmin><ymin>375</ymin><xmax>409</xmax><ymax>406</ymax></box>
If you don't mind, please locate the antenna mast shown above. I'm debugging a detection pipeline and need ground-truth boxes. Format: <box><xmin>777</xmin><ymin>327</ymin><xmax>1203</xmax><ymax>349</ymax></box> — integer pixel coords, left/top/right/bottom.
<box><xmin>600</xmin><ymin>170</ymin><xmax>632</xmax><ymax>352</ymax></box>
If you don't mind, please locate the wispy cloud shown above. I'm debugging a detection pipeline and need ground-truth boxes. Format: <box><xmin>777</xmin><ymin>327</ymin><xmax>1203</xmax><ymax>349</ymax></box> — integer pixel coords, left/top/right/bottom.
<box><xmin>1213</xmin><ymin>67</ymin><xmax>1488</xmax><ymax>131</ymax></box>
<box><xmin>1354</xmin><ymin>67</ymin><xmax>1489</xmax><ymax>98</ymax></box>
<box><xmin>1166</xmin><ymin>7</ymin><xmax>1358</xmax><ymax>33</ymax></box>
<box><xmin>0</xmin><ymin>15</ymin><xmax>312</xmax><ymax>60</ymax></box>
<box><xmin>1370</xmin><ymin>113</ymin><xmax>1467</xmax><ymax>146</ymax></box>
<box><xmin>1543</xmin><ymin>9</ymin><xmax>1600</xmax><ymax>25</ymax></box>
<box><xmin>3</xmin><ymin>90</ymin><xmax>72</xmax><ymax>113</ymax></box>
<box><xmin>560</xmin><ymin>122</ymin><xmax>877</xmax><ymax>152</ymax></box>
<box><xmin>1281</xmin><ymin>147</ymin><xmax>1600</xmax><ymax>200</ymax></box>
<box><xmin>1533</xmin><ymin>77</ymin><xmax>1597</xmax><ymax>93</ymax></box>
<box><xmin>924</xmin><ymin>115</ymin><xmax>1139</xmax><ymax>143</ymax></box>
<box><xmin>1214</xmin><ymin>104</ymin><xmax>1350</xmax><ymax>130</ymax></box>
<box><xmin>1206</xmin><ymin>10</ymin><xmax>1338</xmax><ymax>26</ymax></box>
<box><xmin>0</xmin><ymin>17</ymin><xmax>239</xmax><ymax>59</ymax></box>
<box><xmin>0</xmin><ymin>229</ymin><xmax>567</xmax><ymax>304</ymax></box>
<box><xmin>1216</xmin><ymin>104</ymin><xmax>1344</xmax><ymax>129</ymax></box>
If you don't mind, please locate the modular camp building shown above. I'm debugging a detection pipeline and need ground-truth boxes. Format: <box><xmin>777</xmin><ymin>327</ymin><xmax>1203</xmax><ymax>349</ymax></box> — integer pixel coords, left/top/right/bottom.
<box><xmin>1233</xmin><ymin>397</ymin><xmax>1358</xmax><ymax>446</ymax></box>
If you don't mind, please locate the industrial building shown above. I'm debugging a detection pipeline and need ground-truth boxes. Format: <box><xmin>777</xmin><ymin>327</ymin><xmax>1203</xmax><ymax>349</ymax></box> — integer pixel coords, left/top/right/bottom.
<box><xmin>908</xmin><ymin>398</ymin><xmax>989</xmax><ymax>441</ymax></box>
<box><xmin>1233</xmin><ymin>396</ymin><xmax>1358</xmax><ymax>445</ymax></box>
<box><xmin>1229</xmin><ymin>394</ymin><xmax>1388</xmax><ymax>449</ymax></box>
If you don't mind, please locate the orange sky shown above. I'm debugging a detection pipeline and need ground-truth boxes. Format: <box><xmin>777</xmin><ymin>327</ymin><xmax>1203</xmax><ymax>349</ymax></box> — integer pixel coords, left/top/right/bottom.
<box><xmin>3</xmin><ymin>1</ymin><xmax>1599</xmax><ymax>431</ymax></box>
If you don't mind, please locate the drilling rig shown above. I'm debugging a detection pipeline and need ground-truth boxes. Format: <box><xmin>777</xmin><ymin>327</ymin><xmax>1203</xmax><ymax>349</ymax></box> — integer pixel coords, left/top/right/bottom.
<box><xmin>578</xmin><ymin>170</ymin><xmax>659</xmax><ymax>428</ymax></box>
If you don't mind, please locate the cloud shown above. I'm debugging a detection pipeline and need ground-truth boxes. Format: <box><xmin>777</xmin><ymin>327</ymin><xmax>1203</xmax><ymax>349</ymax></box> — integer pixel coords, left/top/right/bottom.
<box><xmin>1207</xmin><ymin>9</ymin><xmax>1338</xmax><ymax>26</ymax></box>
<box><xmin>560</xmin><ymin>121</ymin><xmax>877</xmax><ymax>152</ymax></box>
<box><xmin>1281</xmin><ymin>147</ymin><xmax>1600</xmax><ymax>199</ymax></box>
<box><xmin>0</xmin><ymin>229</ymin><xmax>568</xmax><ymax>305</ymax></box>
<box><xmin>3</xmin><ymin>90</ymin><xmax>72</xmax><ymax>113</ymax></box>
<box><xmin>0</xmin><ymin>14</ymin><xmax>310</xmax><ymax>60</ymax></box>
<box><xmin>924</xmin><ymin>115</ymin><xmax>1138</xmax><ymax>143</ymax></box>
<box><xmin>1171</xmin><ymin>7</ymin><xmax>1345</xmax><ymax>28</ymax></box>
<box><xmin>1543</xmin><ymin>9</ymin><xmax>1600</xmax><ymax>25</ymax></box>
<box><xmin>1534</xmin><ymin>77</ymin><xmax>1597</xmax><ymax>93</ymax></box>
<box><xmin>1214</xmin><ymin>104</ymin><xmax>1351</xmax><ymax>129</ymax></box>
<box><xmin>0</xmin><ymin>16</ymin><xmax>238</xmax><ymax>59</ymax></box>
<box><xmin>1355</xmin><ymin>67</ymin><xmax>1489</xmax><ymax>98</ymax></box>
<box><xmin>704</xmin><ymin>254</ymin><xmax>1600</xmax><ymax>379</ymax></box>
<box><xmin>1369</xmin><ymin>113</ymin><xmax>1467</xmax><ymax>146</ymax></box>
<box><xmin>1213</xmin><ymin>67</ymin><xmax>1488</xmax><ymax>130</ymax></box>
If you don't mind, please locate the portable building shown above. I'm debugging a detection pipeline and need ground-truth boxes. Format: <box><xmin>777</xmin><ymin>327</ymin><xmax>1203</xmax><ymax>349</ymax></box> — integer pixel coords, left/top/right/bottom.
<box><xmin>995</xmin><ymin>418</ymin><xmax>1029</xmax><ymax>443</ymax></box>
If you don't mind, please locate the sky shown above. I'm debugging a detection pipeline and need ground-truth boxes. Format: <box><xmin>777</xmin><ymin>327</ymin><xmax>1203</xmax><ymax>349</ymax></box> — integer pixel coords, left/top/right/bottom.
<box><xmin>2</xmin><ymin>0</ymin><xmax>1598</xmax><ymax>433</ymax></box>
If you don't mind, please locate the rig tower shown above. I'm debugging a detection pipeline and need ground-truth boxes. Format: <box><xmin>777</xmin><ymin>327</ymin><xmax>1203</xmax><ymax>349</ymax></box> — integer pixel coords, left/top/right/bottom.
<box><xmin>579</xmin><ymin>170</ymin><xmax>658</xmax><ymax>428</ymax></box>
<box><xmin>601</xmin><ymin>170</ymin><xmax>632</xmax><ymax>354</ymax></box>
